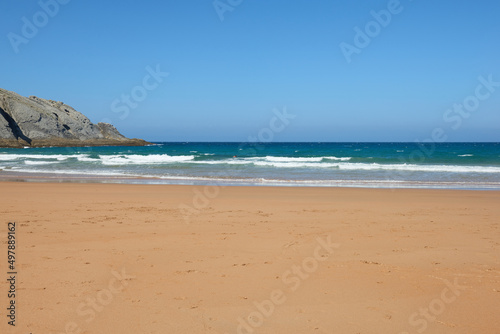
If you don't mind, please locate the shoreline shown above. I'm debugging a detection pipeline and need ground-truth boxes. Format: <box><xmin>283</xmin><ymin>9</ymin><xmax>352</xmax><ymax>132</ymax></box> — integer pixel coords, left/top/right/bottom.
<box><xmin>1</xmin><ymin>170</ymin><xmax>500</xmax><ymax>190</ymax></box>
<box><xmin>3</xmin><ymin>178</ymin><xmax>500</xmax><ymax>191</ymax></box>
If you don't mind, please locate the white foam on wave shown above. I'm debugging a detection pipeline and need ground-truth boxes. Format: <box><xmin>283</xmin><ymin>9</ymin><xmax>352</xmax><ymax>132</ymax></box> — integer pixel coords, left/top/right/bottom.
<box><xmin>323</xmin><ymin>156</ymin><xmax>352</xmax><ymax>161</ymax></box>
<box><xmin>77</xmin><ymin>155</ymin><xmax>100</xmax><ymax>162</ymax></box>
<box><xmin>253</xmin><ymin>161</ymin><xmax>322</xmax><ymax>168</ymax></box>
<box><xmin>336</xmin><ymin>163</ymin><xmax>500</xmax><ymax>173</ymax></box>
<box><xmin>151</xmin><ymin>156</ymin><xmax>500</xmax><ymax>174</ymax></box>
<box><xmin>0</xmin><ymin>154</ymin><xmax>84</xmax><ymax>161</ymax></box>
<box><xmin>24</xmin><ymin>160</ymin><xmax>59</xmax><ymax>165</ymax></box>
<box><xmin>264</xmin><ymin>156</ymin><xmax>323</xmax><ymax>162</ymax></box>
<box><xmin>100</xmin><ymin>154</ymin><xmax>195</xmax><ymax>165</ymax></box>
<box><xmin>249</xmin><ymin>161</ymin><xmax>500</xmax><ymax>173</ymax></box>
<box><xmin>3</xmin><ymin>153</ymin><xmax>499</xmax><ymax>175</ymax></box>
<box><xmin>458</xmin><ymin>154</ymin><xmax>473</xmax><ymax>157</ymax></box>
<box><xmin>189</xmin><ymin>160</ymin><xmax>251</xmax><ymax>165</ymax></box>
<box><xmin>244</xmin><ymin>156</ymin><xmax>352</xmax><ymax>163</ymax></box>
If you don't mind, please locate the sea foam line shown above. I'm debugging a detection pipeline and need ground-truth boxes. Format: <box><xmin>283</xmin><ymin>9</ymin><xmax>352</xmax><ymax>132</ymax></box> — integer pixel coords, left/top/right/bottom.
<box><xmin>0</xmin><ymin>154</ymin><xmax>85</xmax><ymax>161</ymax></box>
<box><xmin>4</xmin><ymin>168</ymin><xmax>500</xmax><ymax>189</ymax></box>
<box><xmin>99</xmin><ymin>154</ymin><xmax>195</xmax><ymax>165</ymax></box>
<box><xmin>2</xmin><ymin>153</ymin><xmax>500</xmax><ymax>174</ymax></box>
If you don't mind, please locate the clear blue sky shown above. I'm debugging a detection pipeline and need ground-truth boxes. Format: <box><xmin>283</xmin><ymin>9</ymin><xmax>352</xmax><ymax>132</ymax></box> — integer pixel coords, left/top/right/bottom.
<box><xmin>1</xmin><ymin>0</ymin><xmax>499</xmax><ymax>142</ymax></box>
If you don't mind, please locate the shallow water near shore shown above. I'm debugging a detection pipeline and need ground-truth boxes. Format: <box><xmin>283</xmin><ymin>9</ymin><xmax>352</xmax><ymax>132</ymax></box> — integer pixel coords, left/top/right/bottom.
<box><xmin>1</xmin><ymin>142</ymin><xmax>499</xmax><ymax>189</ymax></box>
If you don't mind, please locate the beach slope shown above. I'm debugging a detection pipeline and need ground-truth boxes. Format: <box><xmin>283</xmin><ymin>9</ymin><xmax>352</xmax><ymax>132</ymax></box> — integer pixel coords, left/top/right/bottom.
<box><xmin>0</xmin><ymin>183</ymin><xmax>499</xmax><ymax>333</ymax></box>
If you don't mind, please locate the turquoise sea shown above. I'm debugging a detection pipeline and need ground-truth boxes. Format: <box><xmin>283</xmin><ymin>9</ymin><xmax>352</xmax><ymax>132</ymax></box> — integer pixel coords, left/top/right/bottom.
<box><xmin>1</xmin><ymin>142</ymin><xmax>500</xmax><ymax>189</ymax></box>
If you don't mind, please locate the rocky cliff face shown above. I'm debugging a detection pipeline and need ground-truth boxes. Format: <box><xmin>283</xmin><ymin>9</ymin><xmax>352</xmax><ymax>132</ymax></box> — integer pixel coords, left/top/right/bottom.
<box><xmin>0</xmin><ymin>88</ymin><xmax>149</xmax><ymax>148</ymax></box>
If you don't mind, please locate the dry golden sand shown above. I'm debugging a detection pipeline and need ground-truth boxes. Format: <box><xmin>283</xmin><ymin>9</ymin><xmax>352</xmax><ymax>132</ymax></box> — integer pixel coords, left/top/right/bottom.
<box><xmin>0</xmin><ymin>182</ymin><xmax>499</xmax><ymax>334</ymax></box>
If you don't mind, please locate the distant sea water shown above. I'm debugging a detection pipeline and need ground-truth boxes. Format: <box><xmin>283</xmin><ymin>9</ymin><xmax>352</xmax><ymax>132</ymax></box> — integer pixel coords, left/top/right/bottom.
<box><xmin>1</xmin><ymin>142</ymin><xmax>500</xmax><ymax>190</ymax></box>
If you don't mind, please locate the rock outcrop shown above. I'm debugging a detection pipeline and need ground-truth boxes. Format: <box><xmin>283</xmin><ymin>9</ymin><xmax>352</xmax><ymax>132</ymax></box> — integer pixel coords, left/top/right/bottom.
<box><xmin>0</xmin><ymin>88</ymin><xmax>149</xmax><ymax>148</ymax></box>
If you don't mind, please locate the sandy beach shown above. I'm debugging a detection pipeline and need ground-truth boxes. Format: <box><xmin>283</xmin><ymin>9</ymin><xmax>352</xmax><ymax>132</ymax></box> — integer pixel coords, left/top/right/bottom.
<box><xmin>0</xmin><ymin>181</ymin><xmax>499</xmax><ymax>334</ymax></box>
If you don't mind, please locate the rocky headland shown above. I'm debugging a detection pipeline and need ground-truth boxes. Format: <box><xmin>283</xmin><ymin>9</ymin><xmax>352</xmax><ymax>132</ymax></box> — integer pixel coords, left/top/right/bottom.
<box><xmin>0</xmin><ymin>88</ymin><xmax>149</xmax><ymax>148</ymax></box>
